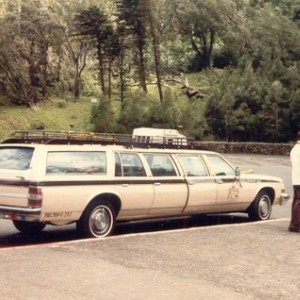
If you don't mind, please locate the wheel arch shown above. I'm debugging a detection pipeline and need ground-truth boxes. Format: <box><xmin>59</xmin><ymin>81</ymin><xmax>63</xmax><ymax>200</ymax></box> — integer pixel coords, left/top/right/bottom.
<box><xmin>247</xmin><ymin>188</ymin><xmax>274</xmax><ymax>221</ymax></box>
<box><xmin>247</xmin><ymin>187</ymin><xmax>275</xmax><ymax>212</ymax></box>
<box><xmin>81</xmin><ymin>192</ymin><xmax>121</xmax><ymax>219</ymax></box>
<box><xmin>258</xmin><ymin>187</ymin><xmax>275</xmax><ymax>204</ymax></box>
<box><xmin>77</xmin><ymin>193</ymin><xmax>121</xmax><ymax>238</ymax></box>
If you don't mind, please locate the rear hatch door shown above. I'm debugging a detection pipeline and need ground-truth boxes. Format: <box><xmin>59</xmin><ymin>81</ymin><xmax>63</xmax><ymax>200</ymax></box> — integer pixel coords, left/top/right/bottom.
<box><xmin>0</xmin><ymin>146</ymin><xmax>34</xmax><ymax>208</ymax></box>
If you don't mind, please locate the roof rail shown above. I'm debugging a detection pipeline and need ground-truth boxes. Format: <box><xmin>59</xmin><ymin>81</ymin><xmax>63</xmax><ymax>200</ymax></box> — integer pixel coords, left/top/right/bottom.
<box><xmin>1</xmin><ymin>130</ymin><xmax>196</xmax><ymax>149</ymax></box>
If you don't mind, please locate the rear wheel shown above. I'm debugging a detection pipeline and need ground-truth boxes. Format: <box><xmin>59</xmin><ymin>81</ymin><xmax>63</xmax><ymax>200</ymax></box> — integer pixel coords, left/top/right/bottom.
<box><xmin>13</xmin><ymin>220</ymin><xmax>46</xmax><ymax>235</ymax></box>
<box><xmin>248</xmin><ymin>191</ymin><xmax>272</xmax><ymax>221</ymax></box>
<box><xmin>77</xmin><ymin>200</ymin><xmax>116</xmax><ymax>238</ymax></box>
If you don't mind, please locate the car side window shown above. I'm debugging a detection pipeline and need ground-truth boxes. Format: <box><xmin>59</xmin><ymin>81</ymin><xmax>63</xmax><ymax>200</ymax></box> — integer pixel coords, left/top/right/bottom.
<box><xmin>115</xmin><ymin>153</ymin><xmax>146</xmax><ymax>177</ymax></box>
<box><xmin>46</xmin><ymin>151</ymin><xmax>107</xmax><ymax>175</ymax></box>
<box><xmin>143</xmin><ymin>153</ymin><xmax>177</xmax><ymax>177</ymax></box>
<box><xmin>206</xmin><ymin>154</ymin><xmax>235</xmax><ymax>176</ymax></box>
<box><xmin>177</xmin><ymin>155</ymin><xmax>208</xmax><ymax>177</ymax></box>
<box><xmin>0</xmin><ymin>147</ymin><xmax>34</xmax><ymax>170</ymax></box>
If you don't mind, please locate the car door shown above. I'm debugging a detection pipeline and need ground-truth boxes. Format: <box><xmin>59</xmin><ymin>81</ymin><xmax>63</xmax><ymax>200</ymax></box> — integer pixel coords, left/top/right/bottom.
<box><xmin>114</xmin><ymin>152</ymin><xmax>154</xmax><ymax>218</ymax></box>
<box><xmin>204</xmin><ymin>154</ymin><xmax>243</xmax><ymax>212</ymax></box>
<box><xmin>176</xmin><ymin>154</ymin><xmax>218</xmax><ymax>213</ymax></box>
<box><xmin>143</xmin><ymin>153</ymin><xmax>188</xmax><ymax>216</ymax></box>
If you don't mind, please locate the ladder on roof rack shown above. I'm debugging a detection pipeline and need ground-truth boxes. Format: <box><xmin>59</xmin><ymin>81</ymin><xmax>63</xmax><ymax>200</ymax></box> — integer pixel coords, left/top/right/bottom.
<box><xmin>1</xmin><ymin>130</ymin><xmax>196</xmax><ymax>149</ymax></box>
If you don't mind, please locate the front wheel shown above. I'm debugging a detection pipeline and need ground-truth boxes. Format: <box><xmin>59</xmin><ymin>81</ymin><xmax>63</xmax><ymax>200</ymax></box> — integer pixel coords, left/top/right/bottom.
<box><xmin>13</xmin><ymin>220</ymin><xmax>46</xmax><ymax>235</ymax></box>
<box><xmin>77</xmin><ymin>200</ymin><xmax>116</xmax><ymax>238</ymax></box>
<box><xmin>248</xmin><ymin>191</ymin><xmax>272</xmax><ymax>221</ymax></box>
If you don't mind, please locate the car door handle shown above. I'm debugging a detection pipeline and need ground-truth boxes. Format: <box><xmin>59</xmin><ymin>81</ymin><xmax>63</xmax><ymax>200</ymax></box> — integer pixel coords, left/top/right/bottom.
<box><xmin>154</xmin><ymin>182</ymin><xmax>161</xmax><ymax>186</ymax></box>
<box><xmin>216</xmin><ymin>178</ymin><xmax>223</xmax><ymax>184</ymax></box>
<box><xmin>121</xmin><ymin>184</ymin><xmax>129</xmax><ymax>187</ymax></box>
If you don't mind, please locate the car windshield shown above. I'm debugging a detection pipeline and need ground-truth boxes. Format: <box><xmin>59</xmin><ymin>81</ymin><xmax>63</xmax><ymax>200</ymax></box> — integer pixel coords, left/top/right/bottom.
<box><xmin>0</xmin><ymin>147</ymin><xmax>34</xmax><ymax>170</ymax></box>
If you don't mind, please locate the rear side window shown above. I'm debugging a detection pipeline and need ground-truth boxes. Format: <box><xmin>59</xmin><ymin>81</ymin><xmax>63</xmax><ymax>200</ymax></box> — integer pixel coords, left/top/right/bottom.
<box><xmin>0</xmin><ymin>147</ymin><xmax>34</xmax><ymax>170</ymax></box>
<box><xmin>46</xmin><ymin>151</ymin><xmax>107</xmax><ymax>175</ymax></box>
<box><xmin>114</xmin><ymin>153</ymin><xmax>146</xmax><ymax>177</ymax></box>
<box><xmin>143</xmin><ymin>153</ymin><xmax>177</xmax><ymax>176</ymax></box>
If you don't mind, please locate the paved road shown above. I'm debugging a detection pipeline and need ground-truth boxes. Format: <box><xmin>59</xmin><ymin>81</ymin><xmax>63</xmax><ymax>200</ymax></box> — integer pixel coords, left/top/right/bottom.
<box><xmin>0</xmin><ymin>218</ymin><xmax>297</xmax><ymax>300</ymax></box>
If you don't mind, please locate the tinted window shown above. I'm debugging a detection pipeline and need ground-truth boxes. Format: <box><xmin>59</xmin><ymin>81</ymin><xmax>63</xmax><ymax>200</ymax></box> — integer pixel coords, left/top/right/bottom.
<box><xmin>143</xmin><ymin>153</ymin><xmax>177</xmax><ymax>177</ymax></box>
<box><xmin>46</xmin><ymin>152</ymin><xmax>107</xmax><ymax>175</ymax></box>
<box><xmin>115</xmin><ymin>153</ymin><xmax>146</xmax><ymax>177</ymax></box>
<box><xmin>0</xmin><ymin>147</ymin><xmax>34</xmax><ymax>170</ymax></box>
<box><xmin>206</xmin><ymin>155</ymin><xmax>235</xmax><ymax>176</ymax></box>
<box><xmin>177</xmin><ymin>155</ymin><xmax>208</xmax><ymax>176</ymax></box>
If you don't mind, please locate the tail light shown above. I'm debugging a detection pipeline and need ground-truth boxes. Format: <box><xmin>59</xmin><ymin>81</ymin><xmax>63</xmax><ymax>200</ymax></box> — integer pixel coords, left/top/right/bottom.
<box><xmin>28</xmin><ymin>186</ymin><xmax>43</xmax><ymax>208</ymax></box>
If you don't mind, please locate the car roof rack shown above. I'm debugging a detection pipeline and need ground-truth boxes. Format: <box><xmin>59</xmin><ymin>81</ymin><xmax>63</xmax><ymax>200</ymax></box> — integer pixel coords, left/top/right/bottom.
<box><xmin>1</xmin><ymin>130</ymin><xmax>196</xmax><ymax>150</ymax></box>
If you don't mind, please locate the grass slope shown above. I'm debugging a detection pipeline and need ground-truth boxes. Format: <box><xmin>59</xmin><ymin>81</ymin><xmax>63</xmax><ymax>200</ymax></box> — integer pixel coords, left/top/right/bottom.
<box><xmin>0</xmin><ymin>97</ymin><xmax>94</xmax><ymax>142</ymax></box>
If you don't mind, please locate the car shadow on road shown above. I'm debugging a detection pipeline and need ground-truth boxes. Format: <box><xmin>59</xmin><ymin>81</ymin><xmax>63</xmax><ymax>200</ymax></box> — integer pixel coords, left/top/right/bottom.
<box><xmin>0</xmin><ymin>214</ymin><xmax>251</xmax><ymax>248</ymax></box>
<box><xmin>114</xmin><ymin>214</ymin><xmax>251</xmax><ymax>236</ymax></box>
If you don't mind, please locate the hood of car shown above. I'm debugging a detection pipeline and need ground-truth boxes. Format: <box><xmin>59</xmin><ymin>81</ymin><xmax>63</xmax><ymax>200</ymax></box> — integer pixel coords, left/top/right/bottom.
<box><xmin>240</xmin><ymin>173</ymin><xmax>283</xmax><ymax>183</ymax></box>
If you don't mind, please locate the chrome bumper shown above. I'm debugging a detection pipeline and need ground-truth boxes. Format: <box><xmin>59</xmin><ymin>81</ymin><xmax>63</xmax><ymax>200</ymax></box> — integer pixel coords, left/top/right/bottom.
<box><xmin>280</xmin><ymin>193</ymin><xmax>290</xmax><ymax>205</ymax></box>
<box><xmin>0</xmin><ymin>206</ymin><xmax>41</xmax><ymax>221</ymax></box>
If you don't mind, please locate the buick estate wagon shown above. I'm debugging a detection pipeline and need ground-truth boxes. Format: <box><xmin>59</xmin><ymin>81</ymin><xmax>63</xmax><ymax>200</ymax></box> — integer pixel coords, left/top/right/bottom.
<box><xmin>0</xmin><ymin>132</ymin><xmax>289</xmax><ymax>238</ymax></box>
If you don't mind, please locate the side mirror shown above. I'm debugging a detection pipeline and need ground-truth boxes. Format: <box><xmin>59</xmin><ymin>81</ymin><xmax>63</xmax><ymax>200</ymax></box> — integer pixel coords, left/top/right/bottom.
<box><xmin>235</xmin><ymin>167</ymin><xmax>240</xmax><ymax>177</ymax></box>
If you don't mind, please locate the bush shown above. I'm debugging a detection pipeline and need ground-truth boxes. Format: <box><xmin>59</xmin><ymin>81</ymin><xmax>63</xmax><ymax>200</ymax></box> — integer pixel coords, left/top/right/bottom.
<box><xmin>90</xmin><ymin>96</ymin><xmax>116</xmax><ymax>132</ymax></box>
<box><xmin>55</xmin><ymin>100</ymin><xmax>68</xmax><ymax>109</ymax></box>
<box><xmin>117</xmin><ymin>90</ymin><xmax>149</xmax><ymax>133</ymax></box>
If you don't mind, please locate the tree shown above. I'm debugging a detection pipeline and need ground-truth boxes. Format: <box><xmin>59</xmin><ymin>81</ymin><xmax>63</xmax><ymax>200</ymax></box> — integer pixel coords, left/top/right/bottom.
<box><xmin>114</xmin><ymin>25</ymin><xmax>129</xmax><ymax>102</ymax></box>
<box><xmin>170</xmin><ymin>0</ymin><xmax>239</xmax><ymax>70</ymax></box>
<box><xmin>66</xmin><ymin>38</ymin><xmax>88</xmax><ymax>99</ymax></box>
<box><xmin>141</xmin><ymin>0</ymin><xmax>164</xmax><ymax>102</ymax></box>
<box><xmin>49</xmin><ymin>0</ymin><xmax>92</xmax><ymax>99</ymax></box>
<box><xmin>180</xmin><ymin>99</ymin><xmax>208</xmax><ymax>139</ymax></box>
<box><xmin>74</xmin><ymin>6</ymin><xmax>112</xmax><ymax>95</ymax></box>
<box><xmin>116</xmin><ymin>0</ymin><xmax>148</xmax><ymax>93</ymax></box>
<box><xmin>0</xmin><ymin>0</ymin><xmax>64</xmax><ymax>105</ymax></box>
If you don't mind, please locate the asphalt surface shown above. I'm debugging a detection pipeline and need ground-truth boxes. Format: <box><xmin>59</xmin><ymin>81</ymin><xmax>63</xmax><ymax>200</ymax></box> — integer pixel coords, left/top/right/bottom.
<box><xmin>0</xmin><ymin>217</ymin><xmax>298</xmax><ymax>300</ymax></box>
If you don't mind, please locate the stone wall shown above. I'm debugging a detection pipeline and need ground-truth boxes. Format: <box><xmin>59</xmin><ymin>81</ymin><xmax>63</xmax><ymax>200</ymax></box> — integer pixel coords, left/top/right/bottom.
<box><xmin>193</xmin><ymin>141</ymin><xmax>293</xmax><ymax>156</ymax></box>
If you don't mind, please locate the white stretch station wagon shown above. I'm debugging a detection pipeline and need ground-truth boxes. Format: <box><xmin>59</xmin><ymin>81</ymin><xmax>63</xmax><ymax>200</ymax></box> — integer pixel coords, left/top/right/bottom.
<box><xmin>0</xmin><ymin>131</ymin><xmax>289</xmax><ymax>238</ymax></box>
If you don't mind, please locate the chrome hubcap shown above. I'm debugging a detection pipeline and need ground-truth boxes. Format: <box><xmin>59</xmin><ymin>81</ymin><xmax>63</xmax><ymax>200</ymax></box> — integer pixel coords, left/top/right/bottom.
<box><xmin>259</xmin><ymin>197</ymin><xmax>270</xmax><ymax>218</ymax></box>
<box><xmin>89</xmin><ymin>206</ymin><xmax>112</xmax><ymax>236</ymax></box>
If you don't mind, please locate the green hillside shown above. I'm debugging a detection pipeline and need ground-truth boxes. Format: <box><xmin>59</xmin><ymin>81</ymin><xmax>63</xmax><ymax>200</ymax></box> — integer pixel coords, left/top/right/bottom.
<box><xmin>0</xmin><ymin>98</ymin><xmax>94</xmax><ymax>142</ymax></box>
